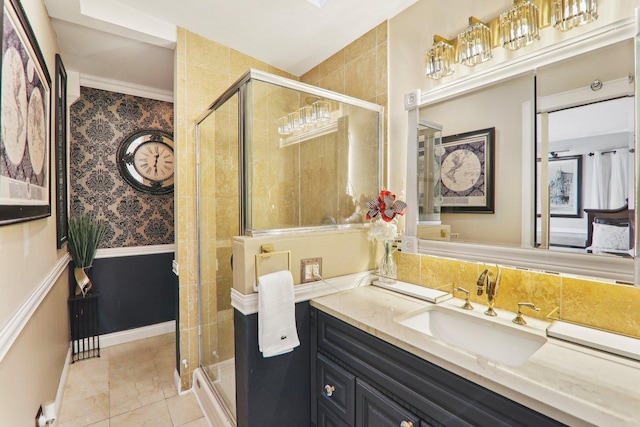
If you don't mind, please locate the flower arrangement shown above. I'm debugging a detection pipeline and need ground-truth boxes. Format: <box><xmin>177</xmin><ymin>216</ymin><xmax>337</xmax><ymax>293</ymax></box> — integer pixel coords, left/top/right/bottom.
<box><xmin>365</xmin><ymin>190</ymin><xmax>406</xmax><ymax>242</ymax></box>
<box><xmin>365</xmin><ymin>190</ymin><xmax>406</xmax><ymax>282</ymax></box>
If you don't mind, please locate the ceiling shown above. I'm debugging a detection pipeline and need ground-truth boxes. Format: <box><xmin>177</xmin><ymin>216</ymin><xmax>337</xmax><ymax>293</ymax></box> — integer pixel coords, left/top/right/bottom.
<box><xmin>43</xmin><ymin>0</ymin><xmax>418</xmax><ymax>94</ymax></box>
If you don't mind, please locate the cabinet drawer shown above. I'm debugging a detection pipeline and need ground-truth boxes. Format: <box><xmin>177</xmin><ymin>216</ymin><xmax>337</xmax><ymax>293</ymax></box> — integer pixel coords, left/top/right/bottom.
<box><xmin>356</xmin><ymin>378</ymin><xmax>421</xmax><ymax>427</ymax></box>
<box><xmin>318</xmin><ymin>401</ymin><xmax>352</xmax><ymax>427</ymax></box>
<box><xmin>317</xmin><ymin>353</ymin><xmax>356</xmax><ymax>424</ymax></box>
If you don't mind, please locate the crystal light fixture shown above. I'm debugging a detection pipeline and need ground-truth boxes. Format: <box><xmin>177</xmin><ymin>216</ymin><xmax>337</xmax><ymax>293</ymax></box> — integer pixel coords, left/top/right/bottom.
<box><xmin>551</xmin><ymin>0</ymin><xmax>598</xmax><ymax>31</ymax></box>
<box><xmin>277</xmin><ymin>100</ymin><xmax>331</xmax><ymax>136</ymax></box>
<box><xmin>458</xmin><ymin>17</ymin><xmax>492</xmax><ymax>67</ymax></box>
<box><xmin>500</xmin><ymin>0</ymin><xmax>540</xmax><ymax>51</ymax></box>
<box><xmin>424</xmin><ymin>36</ymin><xmax>455</xmax><ymax>80</ymax></box>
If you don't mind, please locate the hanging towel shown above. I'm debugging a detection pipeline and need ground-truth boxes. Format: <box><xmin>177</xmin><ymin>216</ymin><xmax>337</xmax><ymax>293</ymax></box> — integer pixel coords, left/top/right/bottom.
<box><xmin>258</xmin><ymin>270</ymin><xmax>300</xmax><ymax>358</ymax></box>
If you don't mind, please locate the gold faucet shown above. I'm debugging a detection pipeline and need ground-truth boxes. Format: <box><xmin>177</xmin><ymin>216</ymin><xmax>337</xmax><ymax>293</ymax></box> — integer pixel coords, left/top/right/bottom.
<box><xmin>454</xmin><ymin>287</ymin><xmax>473</xmax><ymax>310</ymax></box>
<box><xmin>512</xmin><ymin>302</ymin><xmax>540</xmax><ymax>325</ymax></box>
<box><xmin>476</xmin><ymin>265</ymin><xmax>501</xmax><ymax>316</ymax></box>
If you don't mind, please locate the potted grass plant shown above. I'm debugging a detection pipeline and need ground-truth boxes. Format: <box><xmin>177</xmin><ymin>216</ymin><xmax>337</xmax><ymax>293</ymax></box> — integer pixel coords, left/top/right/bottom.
<box><xmin>68</xmin><ymin>213</ymin><xmax>106</xmax><ymax>297</ymax></box>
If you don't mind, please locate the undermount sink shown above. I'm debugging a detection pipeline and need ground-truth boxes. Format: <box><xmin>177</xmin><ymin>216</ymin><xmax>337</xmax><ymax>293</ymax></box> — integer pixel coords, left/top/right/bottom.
<box><xmin>396</xmin><ymin>305</ymin><xmax>547</xmax><ymax>367</ymax></box>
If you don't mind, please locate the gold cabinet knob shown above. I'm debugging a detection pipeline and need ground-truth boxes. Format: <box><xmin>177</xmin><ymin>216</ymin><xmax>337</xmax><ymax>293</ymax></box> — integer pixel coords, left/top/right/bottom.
<box><xmin>400</xmin><ymin>421</ymin><xmax>414</xmax><ymax>427</ymax></box>
<box><xmin>324</xmin><ymin>384</ymin><xmax>335</xmax><ymax>397</ymax></box>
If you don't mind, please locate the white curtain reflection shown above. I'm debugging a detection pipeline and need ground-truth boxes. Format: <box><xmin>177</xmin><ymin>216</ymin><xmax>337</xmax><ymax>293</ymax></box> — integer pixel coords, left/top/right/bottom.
<box><xmin>609</xmin><ymin>151</ymin><xmax>628</xmax><ymax>208</ymax></box>
<box><xmin>589</xmin><ymin>150</ymin><xmax>629</xmax><ymax>209</ymax></box>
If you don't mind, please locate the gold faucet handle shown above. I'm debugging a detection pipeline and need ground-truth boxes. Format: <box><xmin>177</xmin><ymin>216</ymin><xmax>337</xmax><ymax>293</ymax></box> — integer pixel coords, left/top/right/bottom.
<box><xmin>512</xmin><ymin>302</ymin><xmax>541</xmax><ymax>325</ymax></box>
<box><xmin>476</xmin><ymin>269</ymin><xmax>488</xmax><ymax>296</ymax></box>
<box><xmin>454</xmin><ymin>287</ymin><xmax>473</xmax><ymax>310</ymax></box>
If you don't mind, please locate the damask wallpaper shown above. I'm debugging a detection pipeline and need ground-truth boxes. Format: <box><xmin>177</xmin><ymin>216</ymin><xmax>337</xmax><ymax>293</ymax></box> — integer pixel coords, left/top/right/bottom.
<box><xmin>70</xmin><ymin>87</ymin><xmax>174</xmax><ymax>248</ymax></box>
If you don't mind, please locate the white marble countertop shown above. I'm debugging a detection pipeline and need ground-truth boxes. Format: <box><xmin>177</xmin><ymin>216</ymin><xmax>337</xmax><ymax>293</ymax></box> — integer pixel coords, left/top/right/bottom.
<box><xmin>310</xmin><ymin>285</ymin><xmax>640</xmax><ymax>426</ymax></box>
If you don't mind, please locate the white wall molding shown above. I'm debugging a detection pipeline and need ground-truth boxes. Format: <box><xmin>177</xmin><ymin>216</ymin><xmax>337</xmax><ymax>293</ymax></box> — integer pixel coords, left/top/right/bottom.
<box><xmin>79</xmin><ymin>73</ymin><xmax>173</xmax><ymax>102</ymax></box>
<box><xmin>0</xmin><ymin>254</ymin><xmax>70</xmax><ymax>363</ymax></box>
<box><xmin>100</xmin><ymin>320</ymin><xmax>175</xmax><ymax>348</ymax></box>
<box><xmin>54</xmin><ymin>347</ymin><xmax>72</xmax><ymax>424</ymax></box>
<box><xmin>174</xmin><ymin>369</ymin><xmax>183</xmax><ymax>395</ymax></box>
<box><xmin>95</xmin><ymin>244</ymin><xmax>175</xmax><ymax>259</ymax></box>
<box><xmin>231</xmin><ymin>271</ymin><xmax>373</xmax><ymax>316</ymax></box>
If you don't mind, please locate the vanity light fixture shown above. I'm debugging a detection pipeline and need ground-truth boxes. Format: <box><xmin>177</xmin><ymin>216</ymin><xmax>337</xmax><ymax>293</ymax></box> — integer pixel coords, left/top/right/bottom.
<box><xmin>551</xmin><ymin>0</ymin><xmax>598</xmax><ymax>31</ymax></box>
<box><xmin>277</xmin><ymin>99</ymin><xmax>336</xmax><ymax>147</ymax></box>
<box><xmin>499</xmin><ymin>0</ymin><xmax>540</xmax><ymax>51</ymax></box>
<box><xmin>458</xmin><ymin>17</ymin><xmax>492</xmax><ymax>67</ymax></box>
<box><xmin>425</xmin><ymin>35</ymin><xmax>455</xmax><ymax>80</ymax></box>
<box><xmin>277</xmin><ymin>99</ymin><xmax>331</xmax><ymax>136</ymax></box>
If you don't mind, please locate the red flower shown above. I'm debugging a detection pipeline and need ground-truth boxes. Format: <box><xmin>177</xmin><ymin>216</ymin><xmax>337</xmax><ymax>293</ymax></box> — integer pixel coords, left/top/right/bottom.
<box><xmin>366</xmin><ymin>190</ymin><xmax>406</xmax><ymax>222</ymax></box>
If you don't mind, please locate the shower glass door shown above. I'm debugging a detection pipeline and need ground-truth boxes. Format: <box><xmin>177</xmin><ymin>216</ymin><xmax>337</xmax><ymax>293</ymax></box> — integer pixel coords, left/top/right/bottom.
<box><xmin>197</xmin><ymin>90</ymin><xmax>239</xmax><ymax>419</ymax></box>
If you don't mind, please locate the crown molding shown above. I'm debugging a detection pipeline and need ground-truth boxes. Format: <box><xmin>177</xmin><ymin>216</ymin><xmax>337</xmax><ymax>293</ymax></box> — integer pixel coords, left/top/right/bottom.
<box><xmin>80</xmin><ymin>73</ymin><xmax>173</xmax><ymax>102</ymax></box>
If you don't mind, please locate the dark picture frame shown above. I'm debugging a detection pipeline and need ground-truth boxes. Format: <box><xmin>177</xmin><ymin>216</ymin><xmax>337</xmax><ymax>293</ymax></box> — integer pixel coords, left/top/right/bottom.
<box><xmin>548</xmin><ymin>155</ymin><xmax>582</xmax><ymax>218</ymax></box>
<box><xmin>440</xmin><ymin>127</ymin><xmax>495</xmax><ymax>213</ymax></box>
<box><xmin>55</xmin><ymin>54</ymin><xmax>67</xmax><ymax>247</ymax></box>
<box><xmin>0</xmin><ymin>0</ymin><xmax>52</xmax><ymax>225</ymax></box>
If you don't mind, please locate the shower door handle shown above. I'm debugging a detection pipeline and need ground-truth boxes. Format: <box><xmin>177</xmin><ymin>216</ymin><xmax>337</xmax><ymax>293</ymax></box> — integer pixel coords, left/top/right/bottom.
<box><xmin>230</xmin><ymin>254</ymin><xmax>233</xmax><ymax>271</ymax></box>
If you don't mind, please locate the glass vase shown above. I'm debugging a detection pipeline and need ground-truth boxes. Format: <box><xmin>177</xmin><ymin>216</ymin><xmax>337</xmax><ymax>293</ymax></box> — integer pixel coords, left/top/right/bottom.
<box><xmin>377</xmin><ymin>240</ymin><xmax>397</xmax><ymax>283</ymax></box>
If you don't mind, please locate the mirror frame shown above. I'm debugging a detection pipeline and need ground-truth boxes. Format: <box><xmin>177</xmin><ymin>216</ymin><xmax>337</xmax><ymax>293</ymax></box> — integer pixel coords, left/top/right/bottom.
<box><xmin>402</xmin><ymin>14</ymin><xmax>638</xmax><ymax>285</ymax></box>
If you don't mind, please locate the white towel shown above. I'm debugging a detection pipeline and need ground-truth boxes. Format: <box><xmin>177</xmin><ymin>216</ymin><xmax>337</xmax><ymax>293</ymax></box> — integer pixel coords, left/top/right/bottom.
<box><xmin>258</xmin><ymin>270</ymin><xmax>300</xmax><ymax>357</ymax></box>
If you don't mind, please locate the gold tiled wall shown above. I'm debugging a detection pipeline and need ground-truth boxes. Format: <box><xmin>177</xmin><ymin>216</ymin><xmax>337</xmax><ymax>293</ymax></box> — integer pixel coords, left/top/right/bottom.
<box><xmin>301</xmin><ymin>21</ymin><xmax>388</xmax><ymax>180</ymax></box>
<box><xmin>176</xmin><ymin>21</ymin><xmax>389</xmax><ymax>388</ymax></box>
<box><xmin>396</xmin><ymin>252</ymin><xmax>640</xmax><ymax>338</ymax></box>
<box><xmin>250</xmin><ymin>83</ymin><xmax>300</xmax><ymax>229</ymax></box>
<box><xmin>175</xmin><ymin>27</ymin><xmax>296</xmax><ymax>389</ymax></box>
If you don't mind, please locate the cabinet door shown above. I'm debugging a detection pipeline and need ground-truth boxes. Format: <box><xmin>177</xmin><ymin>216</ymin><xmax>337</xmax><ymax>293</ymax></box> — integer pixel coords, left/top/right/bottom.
<box><xmin>356</xmin><ymin>379</ymin><xmax>421</xmax><ymax>427</ymax></box>
<box><xmin>317</xmin><ymin>353</ymin><xmax>356</xmax><ymax>424</ymax></box>
<box><xmin>318</xmin><ymin>401</ymin><xmax>352</xmax><ymax>427</ymax></box>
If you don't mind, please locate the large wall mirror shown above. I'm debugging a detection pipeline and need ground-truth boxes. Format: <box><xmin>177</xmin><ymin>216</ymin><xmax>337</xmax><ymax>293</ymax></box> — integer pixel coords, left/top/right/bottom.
<box><xmin>536</xmin><ymin>40</ymin><xmax>635</xmax><ymax>255</ymax></box>
<box><xmin>403</xmin><ymin>14</ymin><xmax>638</xmax><ymax>285</ymax></box>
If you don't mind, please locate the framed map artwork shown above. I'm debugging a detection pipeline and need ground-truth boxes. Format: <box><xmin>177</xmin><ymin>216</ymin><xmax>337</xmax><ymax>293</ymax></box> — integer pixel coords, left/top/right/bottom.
<box><xmin>440</xmin><ymin>128</ymin><xmax>495</xmax><ymax>213</ymax></box>
<box><xmin>0</xmin><ymin>0</ymin><xmax>52</xmax><ymax>225</ymax></box>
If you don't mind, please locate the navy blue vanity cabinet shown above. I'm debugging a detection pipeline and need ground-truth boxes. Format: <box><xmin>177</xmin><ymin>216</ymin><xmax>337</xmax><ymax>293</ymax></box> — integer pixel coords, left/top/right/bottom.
<box><xmin>310</xmin><ymin>308</ymin><xmax>566</xmax><ymax>427</ymax></box>
<box><xmin>356</xmin><ymin>378</ymin><xmax>421</xmax><ymax>427</ymax></box>
<box><xmin>317</xmin><ymin>402</ymin><xmax>352</xmax><ymax>427</ymax></box>
<box><xmin>317</xmin><ymin>353</ymin><xmax>356</xmax><ymax>424</ymax></box>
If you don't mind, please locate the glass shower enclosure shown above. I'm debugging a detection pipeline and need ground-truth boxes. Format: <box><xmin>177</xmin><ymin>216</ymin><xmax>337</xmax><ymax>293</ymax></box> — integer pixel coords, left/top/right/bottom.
<box><xmin>195</xmin><ymin>69</ymin><xmax>383</xmax><ymax>422</ymax></box>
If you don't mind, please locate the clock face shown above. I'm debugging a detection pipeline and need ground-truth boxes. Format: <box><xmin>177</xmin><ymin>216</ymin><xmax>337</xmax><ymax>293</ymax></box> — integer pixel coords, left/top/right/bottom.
<box><xmin>133</xmin><ymin>141</ymin><xmax>174</xmax><ymax>182</ymax></box>
<box><xmin>117</xmin><ymin>130</ymin><xmax>174</xmax><ymax>195</ymax></box>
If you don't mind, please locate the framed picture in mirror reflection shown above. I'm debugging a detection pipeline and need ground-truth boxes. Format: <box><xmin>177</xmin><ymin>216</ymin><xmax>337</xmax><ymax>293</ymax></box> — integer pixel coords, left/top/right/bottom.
<box><xmin>440</xmin><ymin>128</ymin><xmax>495</xmax><ymax>213</ymax></box>
<box><xmin>546</xmin><ymin>155</ymin><xmax>582</xmax><ymax>218</ymax></box>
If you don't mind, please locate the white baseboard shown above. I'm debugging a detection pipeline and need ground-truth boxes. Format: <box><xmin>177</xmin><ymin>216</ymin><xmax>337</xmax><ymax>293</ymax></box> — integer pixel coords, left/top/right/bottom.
<box><xmin>52</xmin><ymin>347</ymin><xmax>72</xmax><ymax>426</ymax></box>
<box><xmin>174</xmin><ymin>369</ymin><xmax>184</xmax><ymax>396</ymax></box>
<box><xmin>192</xmin><ymin>368</ymin><xmax>235</xmax><ymax>427</ymax></box>
<box><xmin>100</xmin><ymin>320</ymin><xmax>175</xmax><ymax>348</ymax></box>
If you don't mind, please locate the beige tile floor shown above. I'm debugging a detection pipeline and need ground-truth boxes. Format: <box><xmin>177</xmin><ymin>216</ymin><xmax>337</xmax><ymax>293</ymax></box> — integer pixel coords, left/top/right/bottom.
<box><xmin>58</xmin><ymin>333</ymin><xmax>208</xmax><ymax>427</ymax></box>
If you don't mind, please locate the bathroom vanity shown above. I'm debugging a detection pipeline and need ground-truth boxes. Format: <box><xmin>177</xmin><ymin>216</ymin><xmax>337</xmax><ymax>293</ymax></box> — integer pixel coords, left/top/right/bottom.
<box><xmin>310</xmin><ymin>285</ymin><xmax>640</xmax><ymax>426</ymax></box>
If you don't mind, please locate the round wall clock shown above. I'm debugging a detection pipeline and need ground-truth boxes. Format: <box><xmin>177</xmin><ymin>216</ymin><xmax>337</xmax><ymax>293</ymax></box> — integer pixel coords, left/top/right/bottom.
<box><xmin>117</xmin><ymin>129</ymin><xmax>174</xmax><ymax>195</ymax></box>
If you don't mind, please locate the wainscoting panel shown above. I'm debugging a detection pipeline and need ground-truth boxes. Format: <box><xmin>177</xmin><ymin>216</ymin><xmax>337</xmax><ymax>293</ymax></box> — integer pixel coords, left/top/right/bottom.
<box><xmin>72</xmin><ymin>252</ymin><xmax>176</xmax><ymax>334</ymax></box>
<box><xmin>235</xmin><ymin>301</ymin><xmax>311</xmax><ymax>427</ymax></box>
